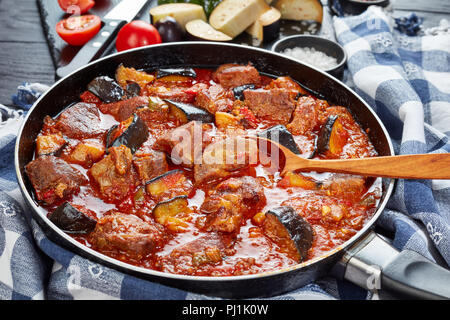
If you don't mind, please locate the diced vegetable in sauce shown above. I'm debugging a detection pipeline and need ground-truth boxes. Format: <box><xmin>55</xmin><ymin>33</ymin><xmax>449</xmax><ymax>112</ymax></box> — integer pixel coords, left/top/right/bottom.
<box><xmin>106</xmin><ymin>114</ymin><xmax>149</xmax><ymax>154</ymax></box>
<box><xmin>49</xmin><ymin>202</ymin><xmax>97</xmax><ymax>234</ymax></box>
<box><xmin>263</xmin><ymin>206</ymin><xmax>313</xmax><ymax>262</ymax></box>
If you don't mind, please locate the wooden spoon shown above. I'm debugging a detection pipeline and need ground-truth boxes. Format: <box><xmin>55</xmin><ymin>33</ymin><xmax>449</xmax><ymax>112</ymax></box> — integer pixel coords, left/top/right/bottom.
<box><xmin>252</xmin><ymin>137</ymin><xmax>450</xmax><ymax>179</ymax></box>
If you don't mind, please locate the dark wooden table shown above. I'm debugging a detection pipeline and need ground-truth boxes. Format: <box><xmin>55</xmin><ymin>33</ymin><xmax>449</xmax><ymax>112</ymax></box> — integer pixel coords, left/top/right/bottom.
<box><xmin>0</xmin><ymin>0</ymin><xmax>449</xmax><ymax>107</ymax></box>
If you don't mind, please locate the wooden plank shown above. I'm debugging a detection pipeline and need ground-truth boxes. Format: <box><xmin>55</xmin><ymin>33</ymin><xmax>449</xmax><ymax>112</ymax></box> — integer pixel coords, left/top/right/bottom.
<box><xmin>394</xmin><ymin>0</ymin><xmax>450</xmax><ymax>14</ymax></box>
<box><xmin>0</xmin><ymin>42</ymin><xmax>54</xmax><ymax>106</ymax></box>
<box><xmin>0</xmin><ymin>0</ymin><xmax>47</xmax><ymax>43</ymax></box>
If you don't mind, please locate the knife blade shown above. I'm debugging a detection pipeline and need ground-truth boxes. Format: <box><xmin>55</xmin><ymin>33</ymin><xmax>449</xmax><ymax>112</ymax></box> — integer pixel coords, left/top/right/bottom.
<box><xmin>56</xmin><ymin>0</ymin><xmax>149</xmax><ymax>80</ymax></box>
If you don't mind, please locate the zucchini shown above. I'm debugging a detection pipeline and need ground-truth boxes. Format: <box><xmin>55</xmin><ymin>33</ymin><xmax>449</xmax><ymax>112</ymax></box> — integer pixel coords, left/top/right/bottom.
<box><xmin>152</xmin><ymin>195</ymin><xmax>192</xmax><ymax>232</ymax></box>
<box><xmin>145</xmin><ymin>169</ymin><xmax>193</xmax><ymax>201</ymax></box>
<box><xmin>316</xmin><ymin>115</ymin><xmax>348</xmax><ymax>156</ymax></box>
<box><xmin>245</xmin><ymin>6</ymin><xmax>281</xmax><ymax>43</ymax></box>
<box><xmin>258</xmin><ymin>124</ymin><xmax>301</xmax><ymax>155</ymax></box>
<box><xmin>150</xmin><ymin>3</ymin><xmax>207</xmax><ymax>31</ymax></box>
<box><xmin>185</xmin><ymin>19</ymin><xmax>233</xmax><ymax>41</ymax></box>
<box><xmin>87</xmin><ymin>76</ymin><xmax>124</xmax><ymax>103</ymax></box>
<box><xmin>49</xmin><ymin>202</ymin><xmax>97</xmax><ymax>235</ymax></box>
<box><xmin>274</xmin><ymin>0</ymin><xmax>323</xmax><ymax>23</ymax></box>
<box><xmin>106</xmin><ymin>114</ymin><xmax>149</xmax><ymax>154</ymax></box>
<box><xmin>209</xmin><ymin>0</ymin><xmax>268</xmax><ymax>38</ymax></box>
<box><xmin>263</xmin><ymin>206</ymin><xmax>313</xmax><ymax>262</ymax></box>
<box><xmin>165</xmin><ymin>99</ymin><xmax>214</xmax><ymax>123</ymax></box>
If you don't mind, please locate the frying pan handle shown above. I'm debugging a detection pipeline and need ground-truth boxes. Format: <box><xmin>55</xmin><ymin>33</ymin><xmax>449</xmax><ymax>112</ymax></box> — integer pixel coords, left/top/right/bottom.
<box><xmin>334</xmin><ymin>231</ymin><xmax>450</xmax><ymax>299</ymax></box>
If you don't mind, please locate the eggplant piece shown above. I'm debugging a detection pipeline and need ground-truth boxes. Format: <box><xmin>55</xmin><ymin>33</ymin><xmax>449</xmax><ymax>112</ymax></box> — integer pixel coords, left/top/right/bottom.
<box><xmin>49</xmin><ymin>202</ymin><xmax>97</xmax><ymax>234</ymax></box>
<box><xmin>185</xmin><ymin>19</ymin><xmax>233</xmax><ymax>42</ymax></box>
<box><xmin>87</xmin><ymin>76</ymin><xmax>124</xmax><ymax>103</ymax></box>
<box><xmin>258</xmin><ymin>124</ymin><xmax>301</xmax><ymax>155</ymax></box>
<box><xmin>164</xmin><ymin>99</ymin><xmax>214</xmax><ymax>123</ymax></box>
<box><xmin>145</xmin><ymin>169</ymin><xmax>192</xmax><ymax>201</ymax></box>
<box><xmin>232</xmin><ymin>84</ymin><xmax>255</xmax><ymax>101</ymax></box>
<box><xmin>152</xmin><ymin>195</ymin><xmax>192</xmax><ymax>232</ymax></box>
<box><xmin>316</xmin><ymin>115</ymin><xmax>347</xmax><ymax>156</ymax></box>
<box><xmin>126</xmin><ymin>82</ymin><xmax>141</xmax><ymax>97</ymax></box>
<box><xmin>154</xmin><ymin>16</ymin><xmax>185</xmax><ymax>42</ymax></box>
<box><xmin>156</xmin><ymin>67</ymin><xmax>197</xmax><ymax>79</ymax></box>
<box><xmin>316</xmin><ymin>115</ymin><xmax>337</xmax><ymax>155</ymax></box>
<box><xmin>106</xmin><ymin>114</ymin><xmax>149</xmax><ymax>154</ymax></box>
<box><xmin>263</xmin><ymin>206</ymin><xmax>313</xmax><ymax>262</ymax></box>
<box><xmin>245</xmin><ymin>6</ymin><xmax>281</xmax><ymax>43</ymax></box>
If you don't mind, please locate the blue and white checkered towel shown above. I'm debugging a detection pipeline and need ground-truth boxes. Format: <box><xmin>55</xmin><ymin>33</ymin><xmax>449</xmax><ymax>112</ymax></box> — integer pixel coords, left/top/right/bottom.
<box><xmin>0</xmin><ymin>6</ymin><xmax>449</xmax><ymax>300</ymax></box>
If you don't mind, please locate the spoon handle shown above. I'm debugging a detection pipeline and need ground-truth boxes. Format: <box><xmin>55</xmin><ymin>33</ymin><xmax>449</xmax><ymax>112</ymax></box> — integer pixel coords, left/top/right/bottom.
<box><xmin>296</xmin><ymin>153</ymin><xmax>450</xmax><ymax>179</ymax></box>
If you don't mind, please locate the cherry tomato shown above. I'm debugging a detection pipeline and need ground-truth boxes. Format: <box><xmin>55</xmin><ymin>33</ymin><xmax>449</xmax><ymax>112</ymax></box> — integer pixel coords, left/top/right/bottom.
<box><xmin>116</xmin><ymin>20</ymin><xmax>162</xmax><ymax>52</ymax></box>
<box><xmin>57</xmin><ymin>0</ymin><xmax>95</xmax><ymax>14</ymax></box>
<box><xmin>56</xmin><ymin>15</ymin><xmax>101</xmax><ymax>46</ymax></box>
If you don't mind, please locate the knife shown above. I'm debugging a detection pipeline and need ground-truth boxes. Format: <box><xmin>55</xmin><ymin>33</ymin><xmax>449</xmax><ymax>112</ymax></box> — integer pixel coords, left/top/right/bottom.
<box><xmin>56</xmin><ymin>0</ymin><xmax>149</xmax><ymax>80</ymax></box>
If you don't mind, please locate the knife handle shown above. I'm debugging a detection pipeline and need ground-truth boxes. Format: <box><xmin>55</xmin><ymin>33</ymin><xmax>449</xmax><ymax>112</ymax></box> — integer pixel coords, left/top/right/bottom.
<box><xmin>56</xmin><ymin>19</ymin><xmax>127</xmax><ymax>80</ymax></box>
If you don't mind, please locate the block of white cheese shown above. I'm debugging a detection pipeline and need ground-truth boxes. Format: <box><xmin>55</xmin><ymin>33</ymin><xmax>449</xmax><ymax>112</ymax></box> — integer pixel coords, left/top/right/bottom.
<box><xmin>274</xmin><ymin>0</ymin><xmax>323</xmax><ymax>23</ymax></box>
<box><xmin>150</xmin><ymin>3</ymin><xmax>207</xmax><ymax>31</ymax></box>
<box><xmin>209</xmin><ymin>0</ymin><xmax>268</xmax><ymax>38</ymax></box>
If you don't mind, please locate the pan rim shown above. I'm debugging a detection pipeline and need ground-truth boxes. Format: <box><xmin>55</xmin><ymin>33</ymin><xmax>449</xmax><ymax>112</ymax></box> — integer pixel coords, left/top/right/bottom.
<box><xmin>14</xmin><ymin>41</ymin><xmax>395</xmax><ymax>284</ymax></box>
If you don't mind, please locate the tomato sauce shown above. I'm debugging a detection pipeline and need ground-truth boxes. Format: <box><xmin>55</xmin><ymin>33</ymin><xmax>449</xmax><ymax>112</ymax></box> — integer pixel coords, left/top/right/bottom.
<box><xmin>28</xmin><ymin>65</ymin><xmax>382</xmax><ymax>277</ymax></box>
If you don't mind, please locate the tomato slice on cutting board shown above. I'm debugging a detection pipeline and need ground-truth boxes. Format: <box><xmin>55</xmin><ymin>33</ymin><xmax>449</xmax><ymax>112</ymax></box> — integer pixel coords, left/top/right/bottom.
<box><xmin>58</xmin><ymin>0</ymin><xmax>95</xmax><ymax>14</ymax></box>
<box><xmin>56</xmin><ymin>15</ymin><xmax>102</xmax><ymax>46</ymax></box>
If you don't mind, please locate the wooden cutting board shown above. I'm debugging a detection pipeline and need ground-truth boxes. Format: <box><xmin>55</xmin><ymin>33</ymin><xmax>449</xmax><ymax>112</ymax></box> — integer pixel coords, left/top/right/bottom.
<box><xmin>37</xmin><ymin>0</ymin><xmax>331</xmax><ymax>70</ymax></box>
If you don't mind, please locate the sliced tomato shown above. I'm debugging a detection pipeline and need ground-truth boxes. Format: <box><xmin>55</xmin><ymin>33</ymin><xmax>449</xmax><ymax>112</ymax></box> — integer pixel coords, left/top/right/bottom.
<box><xmin>116</xmin><ymin>20</ymin><xmax>162</xmax><ymax>52</ymax></box>
<box><xmin>58</xmin><ymin>0</ymin><xmax>95</xmax><ymax>14</ymax></box>
<box><xmin>56</xmin><ymin>15</ymin><xmax>101</xmax><ymax>46</ymax></box>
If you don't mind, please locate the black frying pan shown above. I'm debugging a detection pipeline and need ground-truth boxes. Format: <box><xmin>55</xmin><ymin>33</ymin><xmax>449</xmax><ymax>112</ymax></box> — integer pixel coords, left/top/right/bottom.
<box><xmin>14</xmin><ymin>42</ymin><xmax>450</xmax><ymax>299</ymax></box>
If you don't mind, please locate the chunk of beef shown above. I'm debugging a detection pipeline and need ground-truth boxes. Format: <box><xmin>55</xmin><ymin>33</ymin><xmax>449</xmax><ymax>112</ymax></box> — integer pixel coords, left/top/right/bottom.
<box><xmin>288</xmin><ymin>96</ymin><xmax>331</xmax><ymax>136</ymax></box>
<box><xmin>53</xmin><ymin>103</ymin><xmax>105</xmax><ymax>139</ymax></box>
<box><xmin>243</xmin><ymin>88</ymin><xmax>297</xmax><ymax>124</ymax></box>
<box><xmin>160</xmin><ymin>233</ymin><xmax>228</xmax><ymax>275</ymax></box>
<box><xmin>212</xmin><ymin>64</ymin><xmax>261</xmax><ymax>88</ymax></box>
<box><xmin>286</xmin><ymin>96</ymin><xmax>321</xmax><ymax>135</ymax></box>
<box><xmin>154</xmin><ymin>121</ymin><xmax>213</xmax><ymax>168</ymax></box>
<box><xmin>200</xmin><ymin>176</ymin><xmax>266</xmax><ymax>233</ymax></box>
<box><xmin>99</xmin><ymin>96</ymin><xmax>149</xmax><ymax>122</ymax></box>
<box><xmin>89</xmin><ymin>145</ymin><xmax>135</xmax><ymax>200</ymax></box>
<box><xmin>214</xmin><ymin>176</ymin><xmax>266</xmax><ymax>212</ymax></box>
<box><xmin>195</xmin><ymin>84</ymin><xmax>234</xmax><ymax>114</ymax></box>
<box><xmin>321</xmin><ymin>174</ymin><xmax>366</xmax><ymax>202</ymax></box>
<box><xmin>89</xmin><ymin>212</ymin><xmax>166</xmax><ymax>260</ymax></box>
<box><xmin>266</xmin><ymin>76</ymin><xmax>307</xmax><ymax>95</ymax></box>
<box><xmin>146</xmin><ymin>83</ymin><xmax>198</xmax><ymax>104</ymax></box>
<box><xmin>25</xmin><ymin>155</ymin><xmax>87</xmax><ymax>205</ymax></box>
<box><xmin>133</xmin><ymin>150</ymin><xmax>168</xmax><ymax>183</ymax></box>
<box><xmin>194</xmin><ymin>137</ymin><xmax>258</xmax><ymax>185</ymax></box>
